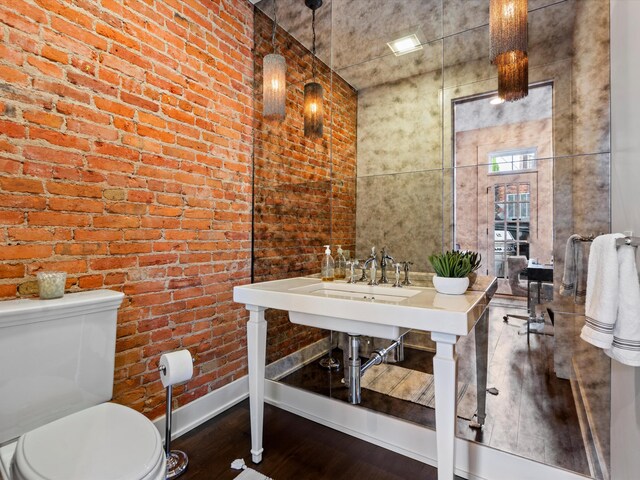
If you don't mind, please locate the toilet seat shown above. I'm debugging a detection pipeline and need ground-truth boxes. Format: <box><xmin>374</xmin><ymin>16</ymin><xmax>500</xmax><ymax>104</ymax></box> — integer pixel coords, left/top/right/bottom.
<box><xmin>10</xmin><ymin>403</ymin><xmax>165</xmax><ymax>480</ymax></box>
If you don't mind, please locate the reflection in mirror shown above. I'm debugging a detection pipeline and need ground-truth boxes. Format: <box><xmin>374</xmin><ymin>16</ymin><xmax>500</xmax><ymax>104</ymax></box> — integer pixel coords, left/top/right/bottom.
<box><xmin>252</xmin><ymin>1</ymin><xmax>610</xmax><ymax>478</ymax></box>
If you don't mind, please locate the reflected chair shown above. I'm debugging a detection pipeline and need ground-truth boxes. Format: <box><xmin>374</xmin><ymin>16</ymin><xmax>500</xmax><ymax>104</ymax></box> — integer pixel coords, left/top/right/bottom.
<box><xmin>502</xmin><ymin>256</ymin><xmax>536</xmax><ymax>342</ymax></box>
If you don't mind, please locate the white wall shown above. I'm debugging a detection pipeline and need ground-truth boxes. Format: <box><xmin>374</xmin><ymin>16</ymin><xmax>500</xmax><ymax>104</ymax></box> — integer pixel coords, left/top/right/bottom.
<box><xmin>610</xmin><ymin>1</ymin><xmax>640</xmax><ymax>479</ymax></box>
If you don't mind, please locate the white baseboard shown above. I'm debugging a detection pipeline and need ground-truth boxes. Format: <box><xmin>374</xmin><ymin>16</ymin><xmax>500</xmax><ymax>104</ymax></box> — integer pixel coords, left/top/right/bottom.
<box><xmin>153</xmin><ymin>376</ymin><xmax>249</xmax><ymax>441</ymax></box>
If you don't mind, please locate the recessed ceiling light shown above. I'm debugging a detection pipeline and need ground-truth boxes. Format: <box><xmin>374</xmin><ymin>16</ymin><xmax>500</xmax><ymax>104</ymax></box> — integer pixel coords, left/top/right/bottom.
<box><xmin>387</xmin><ymin>34</ymin><xmax>423</xmax><ymax>56</ymax></box>
<box><xmin>489</xmin><ymin>96</ymin><xmax>505</xmax><ymax>105</ymax></box>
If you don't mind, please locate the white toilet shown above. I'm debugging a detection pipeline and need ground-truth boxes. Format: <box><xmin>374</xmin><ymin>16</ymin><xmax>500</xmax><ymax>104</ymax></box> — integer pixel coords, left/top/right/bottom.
<box><xmin>0</xmin><ymin>290</ymin><xmax>166</xmax><ymax>480</ymax></box>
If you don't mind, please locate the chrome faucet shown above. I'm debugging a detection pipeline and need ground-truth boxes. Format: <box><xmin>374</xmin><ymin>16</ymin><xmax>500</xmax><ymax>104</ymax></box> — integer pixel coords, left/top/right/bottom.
<box><xmin>379</xmin><ymin>246</ymin><xmax>395</xmax><ymax>284</ymax></box>
<box><xmin>364</xmin><ymin>247</ymin><xmax>378</xmax><ymax>286</ymax></box>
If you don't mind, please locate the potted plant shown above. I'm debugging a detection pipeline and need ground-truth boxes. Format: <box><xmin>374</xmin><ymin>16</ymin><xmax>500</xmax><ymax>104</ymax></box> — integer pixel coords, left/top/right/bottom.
<box><xmin>428</xmin><ymin>251</ymin><xmax>472</xmax><ymax>294</ymax></box>
<box><xmin>461</xmin><ymin>251</ymin><xmax>482</xmax><ymax>287</ymax></box>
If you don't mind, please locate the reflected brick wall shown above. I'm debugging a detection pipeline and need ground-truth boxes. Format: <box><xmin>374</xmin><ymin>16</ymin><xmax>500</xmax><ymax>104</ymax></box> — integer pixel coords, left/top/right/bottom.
<box><xmin>253</xmin><ymin>9</ymin><xmax>357</xmax><ymax>363</ymax></box>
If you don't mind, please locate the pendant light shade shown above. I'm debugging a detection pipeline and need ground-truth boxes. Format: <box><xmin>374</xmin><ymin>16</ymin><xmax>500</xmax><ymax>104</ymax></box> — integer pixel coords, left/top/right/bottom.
<box><xmin>263</xmin><ymin>53</ymin><xmax>286</xmax><ymax>123</ymax></box>
<box><xmin>490</xmin><ymin>0</ymin><xmax>529</xmax><ymax>101</ymax></box>
<box><xmin>497</xmin><ymin>52</ymin><xmax>528</xmax><ymax>102</ymax></box>
<box><xmin>262</xmin><ymin>0</ymin><xmax>285</xmax><ymax>124</ymax></box>
<box><xmin>303</xmin><ymin>0</ymin><xmax>323</xmax><ymax>139</ymax></box>
<box><xmin>304</xmin><ymin>82</ymin><xmax>323</xmax><ymax>139</ymax></box>
<box><xmin>490</xmin><ymin>0</ymin><xmax>528</xmax><ymax>64</ymax></box>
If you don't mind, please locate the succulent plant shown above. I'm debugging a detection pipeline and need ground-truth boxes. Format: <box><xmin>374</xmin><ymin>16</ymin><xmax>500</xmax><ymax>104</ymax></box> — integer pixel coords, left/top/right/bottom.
<box><xmin>428</xmin><ymin>251</ymin><xmax>473</xmax><ymax>278</ymax></box>
<box><xmin>461</xmin><ymin>250</ymin><xmax>482</xmax><ymax>273</ymax></box>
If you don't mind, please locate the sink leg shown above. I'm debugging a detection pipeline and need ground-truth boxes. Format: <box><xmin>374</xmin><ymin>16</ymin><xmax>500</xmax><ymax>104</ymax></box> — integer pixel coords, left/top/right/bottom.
<box><xmin>247</xmin><ymin>305</ymin><xmax>267</xmax><ymax>463</ymax></box>
<box><xmin>474</xmin><ymin>309</ymin><xmax>489</xmax><ymax>428</ymax></box>
<box><xmin>348</xmin><ymin>334</ymin><xmax>361</xmax><ymax>404</ymax></box>
<box><xmin>431</xmin><ymin>332</ymin><xmax>458</xmax><ymax>480</ymax></box>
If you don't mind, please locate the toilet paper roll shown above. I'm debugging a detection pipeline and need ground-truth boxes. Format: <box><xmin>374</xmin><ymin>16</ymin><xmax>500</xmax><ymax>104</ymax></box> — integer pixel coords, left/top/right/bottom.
<box><xmin>159</xmin><ymin>349</ymin><xmax>193</xmax><ymax>388</ymax></box>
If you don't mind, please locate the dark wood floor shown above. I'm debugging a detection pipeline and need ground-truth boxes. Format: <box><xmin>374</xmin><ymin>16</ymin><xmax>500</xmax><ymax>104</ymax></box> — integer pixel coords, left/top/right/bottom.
<box><xmin>172</xmin><ymin>400</ymin><xmax>463</xmax><ymax>480</ymax></box>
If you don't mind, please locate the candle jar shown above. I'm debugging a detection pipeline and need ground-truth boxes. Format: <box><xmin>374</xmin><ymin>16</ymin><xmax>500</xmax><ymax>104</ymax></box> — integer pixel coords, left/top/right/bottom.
<box><xmin>37</xmin><ymin>272</ymin><xmax>67</xmax><ymax>299</ymax></box>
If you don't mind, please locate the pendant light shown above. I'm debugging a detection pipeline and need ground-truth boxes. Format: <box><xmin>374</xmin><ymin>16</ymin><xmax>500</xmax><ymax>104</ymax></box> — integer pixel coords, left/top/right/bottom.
<box><xmin>490</xmin><ymin>0</ymin><xmax>529</xmax><ymax>101</ymax></box>
<box><xmin>304</xmin><ymin>0</ymin><xmax>323</xmax><ymax>139</ymax></box>
<box><xmin>263</xmin><ymin>0</ymin><xmax>286</xmax><ymax>123</ymax></box>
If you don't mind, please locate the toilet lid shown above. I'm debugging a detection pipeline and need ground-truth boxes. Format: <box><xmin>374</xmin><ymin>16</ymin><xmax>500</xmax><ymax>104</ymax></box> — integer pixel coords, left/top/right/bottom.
<box><xmin>13</xmin><ymin>403</ymin><xmax>164</xmax><ymax>480</ymax></box>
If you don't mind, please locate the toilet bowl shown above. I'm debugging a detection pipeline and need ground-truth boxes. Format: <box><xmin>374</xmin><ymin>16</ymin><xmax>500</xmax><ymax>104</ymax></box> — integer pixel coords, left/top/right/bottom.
<box><xmin>3</xmin><ymin>403</ymin><xmax>165</xmax><ymax>480</ymax></box>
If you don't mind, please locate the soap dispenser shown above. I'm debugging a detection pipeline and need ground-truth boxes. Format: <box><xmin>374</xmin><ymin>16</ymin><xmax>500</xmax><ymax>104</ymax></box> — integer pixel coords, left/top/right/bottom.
<box><xmin>335</xmin><ymin>245</ymin><xmax>347</xmax><ymax>279</ymax></box>
<box><xmin>321</xmin><ymin>245</ymin><xmax>335</xmax><ymax>281</ymax></box>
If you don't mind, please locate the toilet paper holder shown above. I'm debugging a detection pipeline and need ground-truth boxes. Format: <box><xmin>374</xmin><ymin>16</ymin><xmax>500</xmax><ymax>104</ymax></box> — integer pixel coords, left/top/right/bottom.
<box><xmin>159</xmin><ymin>351</ymin><xmax>195</xmax><ymax>479</ymax></box>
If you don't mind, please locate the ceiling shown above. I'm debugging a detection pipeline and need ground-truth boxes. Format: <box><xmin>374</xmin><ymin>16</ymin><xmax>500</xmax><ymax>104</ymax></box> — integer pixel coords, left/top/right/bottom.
<box><xmin>254</xmin><ymin>0</ymin><xmax>576</xmax><ymax>91</ymax></box>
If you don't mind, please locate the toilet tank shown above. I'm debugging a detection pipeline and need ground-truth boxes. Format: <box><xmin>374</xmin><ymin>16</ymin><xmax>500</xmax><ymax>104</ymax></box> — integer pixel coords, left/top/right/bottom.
<box><xmin>0</xmin><ymin>290</ymin><xmax>124</xmax><ymax>444</ymax></box>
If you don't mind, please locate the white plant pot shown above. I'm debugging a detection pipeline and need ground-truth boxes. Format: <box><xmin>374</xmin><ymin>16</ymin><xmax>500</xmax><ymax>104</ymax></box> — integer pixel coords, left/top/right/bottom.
<box><xmin>432</xmin><ymin>275</ymin><xmax>469</xmax><ymax>295</ymax></box>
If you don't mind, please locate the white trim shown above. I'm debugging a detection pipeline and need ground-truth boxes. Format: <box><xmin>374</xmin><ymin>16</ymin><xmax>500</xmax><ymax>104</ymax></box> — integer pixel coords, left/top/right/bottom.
<box><xmin>153</xmin><ymin>376</ymin><xmax>249</xmax><ymax>441</ymax></box>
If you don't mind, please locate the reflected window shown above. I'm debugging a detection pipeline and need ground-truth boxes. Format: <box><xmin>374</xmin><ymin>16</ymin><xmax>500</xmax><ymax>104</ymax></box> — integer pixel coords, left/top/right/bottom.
<box><xmin>488</xmin><ymin>148</ymin><xmax>537</xmax><ymax>174</ymax></box>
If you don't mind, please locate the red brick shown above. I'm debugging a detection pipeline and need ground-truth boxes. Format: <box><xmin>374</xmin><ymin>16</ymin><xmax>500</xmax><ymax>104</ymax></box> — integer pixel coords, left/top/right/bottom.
<box><xmin>94</xmin><ymin>97</ymin><xmax>135</xmax><ymax>118</ymax></box>
<box><xmin>23</xmin><ymin>110</ymin><xmax>64</xmax><ymax>128</ymax></box>
<box><xmin>0</xmin><ymin>211</ymin><xmax>24</xmax><ymax>225</ymax></box>
<box><xmin>0</xmin><ymin>65</ymin><xmax>30</xmax><ymax>86</ymax></box>
<box><xmin>29</xmin><ymin>127</ymin><xmax>90</xmax><ymax>151</ymax></box>
<box><xmin>0</xmin><ymin>284</ymin><xmax>17</xmax><ymax>298</ymax></box>
<box><xmin>41</xmin><ymin>45</ymin><xmax>69</xmax><ymax>64</ymax></box>
<box><xmin>27</xmin><ymin>56</ymin><xmax>63</xmax><ymax>78</ymax></box>
<box><xmin>49</xmin><ymin>197</ymin><xmax>103</xmax><ymax>213</ymax></box>
<box><xmin>90</xmin><ymin>256</ymin><xmax>137</xmax><ymax>271</ymax></box>
<box><xmin>50</xmin><ymin>16</ymin><xmax>108</xmax><ymax>51</ymax></box>
<box><xmin>28</xmin><ymin>211</ymin><xmax>91</xmax><ymax>226</ymax></box>
<box><xmin>0</xmin><ymin>177</ymin><xmax>44</xmax><ymax>193</ymax></box>
<box><xmin>120</xmin><ymin>92</ymin><xmax>158</xmax><ymax>112</ymax></box>
<box><xmin>23</xmin><ymin>146</ymin><xmax>84</xmax><ymax>166</ymax></box>
<box><xmin>92</xmin><ymin>214</ymin><xmax>140</xmax><ymax>229</ymax></box>
<box><xmin>0</xmin><ymin>120</ymin><xmax>26</xmax><ymax>138</ymax></box>
<box><xmin>0</xmin><ymin>193</ymin><xmax>47</xmax><ymax>209</ymax></box>
<box><xmin>55</xmin><ymin>243</ymin><xmax>108</xmax><ymax>255</ymax></box>
<box><xmin>46</xmin><ymin>182</ymin><xmax>102</xmax><ymax>198</ymax></box>
<box><xmin>0</xmin><ymin>264</ymin><xmax>25</xmax><ymax>279</ymax></box>
<box><xmin>4</xmin><ymin>244</ymin><xmax>53</xmax><ymax>260</ymax></box>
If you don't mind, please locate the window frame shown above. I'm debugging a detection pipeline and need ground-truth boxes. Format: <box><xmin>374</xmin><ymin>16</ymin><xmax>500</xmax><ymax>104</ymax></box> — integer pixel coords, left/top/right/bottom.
<box><xmin>487</xmin><ymin>147</ymin><xmax>538</xmax><ymax>175</ymax></box>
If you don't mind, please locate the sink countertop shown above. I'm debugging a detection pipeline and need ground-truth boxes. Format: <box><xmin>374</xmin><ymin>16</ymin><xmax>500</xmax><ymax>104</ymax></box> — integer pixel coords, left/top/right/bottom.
<box><xmin>234</xmin><ymin>275</ymin><xmax>497</xmax><ymax>337</ymax></box>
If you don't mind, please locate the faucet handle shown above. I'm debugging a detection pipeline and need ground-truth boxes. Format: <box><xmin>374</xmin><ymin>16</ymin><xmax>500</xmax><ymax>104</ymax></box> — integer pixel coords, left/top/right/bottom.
<box><xmin>400</xmin><ymin>261</ymin><xmax>413</xmax><ymax>285</ymax></box>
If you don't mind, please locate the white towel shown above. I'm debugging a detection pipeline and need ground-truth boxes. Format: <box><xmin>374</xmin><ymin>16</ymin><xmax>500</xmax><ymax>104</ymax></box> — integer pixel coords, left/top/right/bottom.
<box><xmin>560</xmin><ymin>234</ymin><xmax>586</xmax><ymax>303</ymax></box>
<box><xmin>606</xmin><ymin>244</ymin><xmax>640</xmax><ymax>366</ymax></box>
<box><xmin>580</xmin><ymin>234</ymin><xmax>625</xmax><ymax>348</ymax></box>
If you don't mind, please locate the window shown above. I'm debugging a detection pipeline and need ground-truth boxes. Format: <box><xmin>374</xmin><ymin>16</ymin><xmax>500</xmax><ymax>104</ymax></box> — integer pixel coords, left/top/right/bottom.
<box><xmin>506</xmin><ymin>192</ymin><xmax>530</xmax><ymax>220</ymax></box>
<box><xmin>488</xmin><ymin>148</ymin><xmax>537</xmax><ymax>174</ymax></box>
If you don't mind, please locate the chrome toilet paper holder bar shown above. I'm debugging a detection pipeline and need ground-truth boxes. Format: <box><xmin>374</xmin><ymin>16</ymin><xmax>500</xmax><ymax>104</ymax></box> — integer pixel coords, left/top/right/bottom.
<box><xmin>159</xmin><ymin>355</ymin><xmax>195</xmax><ymax>479</ymax></box>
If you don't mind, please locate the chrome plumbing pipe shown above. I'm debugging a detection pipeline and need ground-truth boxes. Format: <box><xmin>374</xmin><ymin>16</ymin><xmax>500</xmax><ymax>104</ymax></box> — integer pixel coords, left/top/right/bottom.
<box><xmin>360</xmin><ymin>338</ymin><xmax>401</xmax><ymax>376</ymax></box>
<box><xmin>348</xmin><ymin>335</ymin><xmax>361</xmax><ymax>404</ymax></box>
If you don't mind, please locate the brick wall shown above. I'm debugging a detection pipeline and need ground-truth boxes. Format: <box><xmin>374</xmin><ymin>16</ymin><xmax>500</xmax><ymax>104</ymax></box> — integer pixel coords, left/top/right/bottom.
<box><xmin>253</xmin><ymin>9</ymin><xmax>357</xmax><ymax>363</ymax></box>
<box><xmin>0</xmin><ymin>0</ymin><xmax>253</xmax><ymax>418</ymax></box>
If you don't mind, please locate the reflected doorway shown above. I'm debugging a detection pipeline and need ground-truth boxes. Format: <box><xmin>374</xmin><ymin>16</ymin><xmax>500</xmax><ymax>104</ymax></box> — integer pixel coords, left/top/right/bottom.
<box><xmin>453</xmin><ymin>84</ymin><xmax>553</xmax><ymax>296</ymax></box>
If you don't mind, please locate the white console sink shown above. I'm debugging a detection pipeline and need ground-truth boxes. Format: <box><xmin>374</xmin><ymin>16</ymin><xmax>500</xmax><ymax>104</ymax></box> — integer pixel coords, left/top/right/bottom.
<box><xmin>234</xmin><ymin>276</ymin><xmax>494</xmax><ymax>338</ymax></box>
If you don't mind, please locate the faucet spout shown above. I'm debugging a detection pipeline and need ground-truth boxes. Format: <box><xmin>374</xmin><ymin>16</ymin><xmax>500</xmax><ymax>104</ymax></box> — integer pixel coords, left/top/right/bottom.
<box><xmin>364</xmin><ymin>247</ymin><xmax>378</xmax><ymax>285</ymax></box>
<box><xmin>379</xmin><ymin>246</ymin><xmax>395</xmax><ymax>284</ymax></box>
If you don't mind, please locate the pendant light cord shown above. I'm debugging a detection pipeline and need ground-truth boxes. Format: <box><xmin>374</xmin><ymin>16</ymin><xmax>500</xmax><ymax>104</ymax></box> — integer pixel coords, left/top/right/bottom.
<box><xmin>311</xmin><ymin>8</ymin><xmax>317</xmax><ymax>79</ymax></box>
<box><xmin>271</xmin><ymin>0</ymin><xmax>278</xmax><ymax>52</ymax></box>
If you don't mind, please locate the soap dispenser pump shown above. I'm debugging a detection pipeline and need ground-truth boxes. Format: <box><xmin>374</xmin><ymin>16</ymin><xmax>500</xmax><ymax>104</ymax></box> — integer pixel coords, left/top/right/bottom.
<box><xmin>335</xmin><ymin>245</ymin><xmax>347</xmax><ymax>279</ymax></box>
<box><xmin>321</xmin><ymin>245</ymin><xmax>335</xmax><ymax>281</ymax></box>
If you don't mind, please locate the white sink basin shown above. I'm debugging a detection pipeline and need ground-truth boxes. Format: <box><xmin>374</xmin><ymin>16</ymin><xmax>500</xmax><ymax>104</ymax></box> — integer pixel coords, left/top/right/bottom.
<box><xmin>287</xmin><ymin>282</ymin><xmax>421</xmax><ymax>339</ymax></box>
<box><xmin>288</xmin><ymin>282</ymin><xmax>422</xmax><ymax>303</ymax></box>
